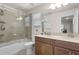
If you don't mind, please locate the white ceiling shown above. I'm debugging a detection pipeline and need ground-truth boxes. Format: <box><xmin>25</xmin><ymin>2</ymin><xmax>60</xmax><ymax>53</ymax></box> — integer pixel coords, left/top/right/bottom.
<box><xmin>2</xmin><ymin>3</ymin><xmax>79</xmax><ymax>15</ymax></box>
<box><xmin>3</xmin><ymin>3</ymin><xmax>44</xmax><ymax>12</ymax></box>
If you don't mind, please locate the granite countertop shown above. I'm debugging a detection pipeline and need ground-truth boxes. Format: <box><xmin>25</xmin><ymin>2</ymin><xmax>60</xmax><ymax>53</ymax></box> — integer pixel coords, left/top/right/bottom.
<box><xmin>35</xmin><ymin>35</ymin><xmax>79</xmax><ymax>43</ymax></box>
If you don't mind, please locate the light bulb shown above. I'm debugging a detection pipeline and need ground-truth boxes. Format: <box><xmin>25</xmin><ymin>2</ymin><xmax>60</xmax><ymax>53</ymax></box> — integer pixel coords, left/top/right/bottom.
<box><xmin>17</xmin><ymin>16</ymin><xmax>23</xmax><ymax>20</ymax></box>
<box><xmin>49</xmin><ymin>4</ymin><xmax>56</xmax><ymax>9</ymax></box>
<box><xmin>56</xmin><ymin>3</ymin><xmax>62</xmax><ymax>8</ymax></box>
<box><xmin>63</xmin><ymin>3</ymin><xmax>68</xmax><ymax>5</ymax></box>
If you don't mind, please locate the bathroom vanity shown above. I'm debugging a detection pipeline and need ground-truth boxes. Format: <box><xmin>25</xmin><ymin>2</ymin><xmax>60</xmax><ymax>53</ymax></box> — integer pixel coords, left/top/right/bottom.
<box><xmin>35</xmin><ymin>35</ymin><xmax>79</xmax><ymax>55</ymax></box>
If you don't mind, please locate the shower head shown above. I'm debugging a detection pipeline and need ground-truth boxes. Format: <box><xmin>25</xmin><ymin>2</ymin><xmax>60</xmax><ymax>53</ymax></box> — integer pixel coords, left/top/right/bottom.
<box><xmin>0</xmin><ymin>9</ymin><xmax>4</xmax><ymax>16</ymax></box>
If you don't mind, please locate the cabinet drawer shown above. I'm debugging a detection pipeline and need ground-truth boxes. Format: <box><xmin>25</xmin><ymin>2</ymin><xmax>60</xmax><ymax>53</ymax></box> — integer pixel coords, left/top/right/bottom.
<box><xmin>71</xmin><ymin>51</ymin><xmax>79</xmax><ymax>55</ymax></box>
<box><xmin>35</xmin><ymin>36</ymin><xmax>54</xmax><ymax>44</ymax></box>
<box><xmin>54</xmin><ymin>46</ymin><xmax>71</xmax><ymax>55</ymax></box>
<box><xmin>55</xmin><ymin>40</ymin><xmax>79</xmax><ymax>51</ymax></box>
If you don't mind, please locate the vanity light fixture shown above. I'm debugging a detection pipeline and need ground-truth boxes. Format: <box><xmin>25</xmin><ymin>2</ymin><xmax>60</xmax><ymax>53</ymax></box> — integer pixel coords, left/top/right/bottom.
<box><xmin>16</xmin><ymin>16</ymin><xmax>23</xmax><ymax>20</ymax></box>
<box><xmin>49</xmin><ymin>4</ymin><xmax>56</xmax><ymax>9</ymax></box>
<box><xmin>49</xmin><ymin>3</ymin><xmax>68</xmax><ymax>10</ymax></box>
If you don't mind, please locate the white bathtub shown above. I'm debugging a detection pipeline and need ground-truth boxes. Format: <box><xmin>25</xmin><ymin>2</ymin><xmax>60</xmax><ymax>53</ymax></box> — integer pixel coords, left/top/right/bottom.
<box><xmin>0</xmin><ymin>39</ymin><xmax>35</xmax><ymax>55</ymax></box>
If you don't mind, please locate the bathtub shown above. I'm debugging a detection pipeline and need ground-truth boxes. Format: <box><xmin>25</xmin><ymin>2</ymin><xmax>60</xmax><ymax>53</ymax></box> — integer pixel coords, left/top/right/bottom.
<box><xmin>0</xmin><ymin>39</ymin><xmax>35</xmax><ymax>55</ymax></box>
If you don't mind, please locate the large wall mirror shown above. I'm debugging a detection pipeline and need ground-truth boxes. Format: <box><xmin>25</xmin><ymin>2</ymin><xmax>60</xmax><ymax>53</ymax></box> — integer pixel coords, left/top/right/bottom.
<box><xmin>61</xmin><ymin>15</ymin><xmax>74</xmax><ymax>33</ymax></box>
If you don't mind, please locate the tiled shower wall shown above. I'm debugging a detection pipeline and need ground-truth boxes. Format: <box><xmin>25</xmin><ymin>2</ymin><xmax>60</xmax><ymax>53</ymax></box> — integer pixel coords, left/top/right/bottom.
<box><xmin>0</xmin><ymin>5</ymin><xmax>26</xmax><ymax>43</ymax></box>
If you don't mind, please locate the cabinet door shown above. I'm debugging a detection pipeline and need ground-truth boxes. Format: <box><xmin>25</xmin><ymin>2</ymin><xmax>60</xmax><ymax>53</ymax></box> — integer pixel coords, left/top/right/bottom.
<box><xmin>71</xmin><ymin>51</ymin><xmax>79</xmax><ymax>55</ymax></box>
<box><xmin>41</xmin><ymin>43</ymin><xmax>53</xmax><ymax>55</ymax></box>
<box><xmin>35</xmin><ymin>41</ymin><xmax>42</xmax><ymax>54</ymax></box>
<box><xmin>54</xmin><ymin>46</ymin><xmax>72</xmax><ymax>55</ymax></box>
<box><xmin>35</xmin><ymin>41</ymin><xmax>53</xmax><ymax>55</ymax></box>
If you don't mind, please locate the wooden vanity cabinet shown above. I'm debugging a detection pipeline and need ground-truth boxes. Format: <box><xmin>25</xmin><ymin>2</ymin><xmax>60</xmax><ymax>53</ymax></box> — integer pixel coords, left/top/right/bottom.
<box><xmin>35</xmin><ymin>37</ymin><xmax>54</xmax><ymax>55</ymax></box>
<box><xmin>35</xmin><ymin>36</ymin><xmax>79</xmax><ymax>55</ymax></box>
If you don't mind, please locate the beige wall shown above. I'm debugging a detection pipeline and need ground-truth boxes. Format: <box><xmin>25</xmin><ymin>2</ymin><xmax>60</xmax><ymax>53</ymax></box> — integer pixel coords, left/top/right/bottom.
<box><xmin>46</xmin><ymin>9</ymin><xmax>75</xmax><ymax>33</ymax></box>
<box><xmin>0</xmin><ymin>5</ymin><xmax>26</xmax><ymax>42</ymax></box>
<box><xmin>46</xmin><ymin>7</ymin><xmax>79</xmax><ymax>34</ymax></box>
<box><xmin>27</xmin><ymin>4</ymin><xmax>79</xmax><ymax>35</ymax></box>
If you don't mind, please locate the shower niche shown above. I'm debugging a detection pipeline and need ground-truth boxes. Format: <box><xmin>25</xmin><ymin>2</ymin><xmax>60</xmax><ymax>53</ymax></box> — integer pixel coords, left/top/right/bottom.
<box><xmin>0</xmin><ymin>21</ymin><xmax>5</xmax><ymax>31</ymax></box>
<box><xmin>0</xmin><ymin>21</ymin><xmax>5</xmax><ymax>41</ymax></box>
